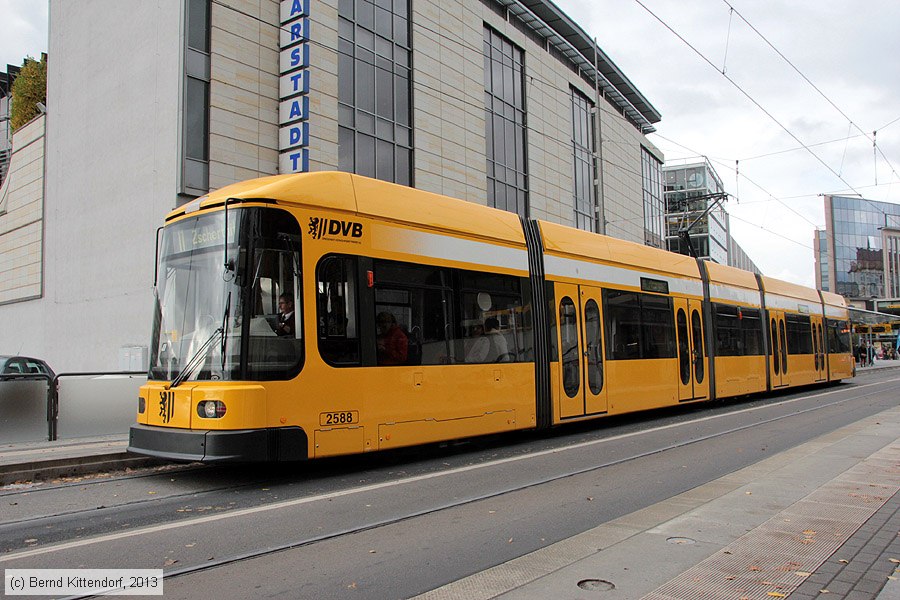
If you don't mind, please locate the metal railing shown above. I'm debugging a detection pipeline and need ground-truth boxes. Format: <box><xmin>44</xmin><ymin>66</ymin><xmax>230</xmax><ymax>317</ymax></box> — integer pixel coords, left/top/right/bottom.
<box><xmin>0</xmin><ymin>371</ymin><xmax>146</xmax><ymax>442</ymax></box>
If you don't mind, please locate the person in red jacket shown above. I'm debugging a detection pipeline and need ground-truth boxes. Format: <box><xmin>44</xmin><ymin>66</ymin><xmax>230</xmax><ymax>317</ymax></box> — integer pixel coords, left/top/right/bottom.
<box><xmin>376</xmin><ymin>311</ymin><xmax>408</xmax><ymax>365</ymax></box>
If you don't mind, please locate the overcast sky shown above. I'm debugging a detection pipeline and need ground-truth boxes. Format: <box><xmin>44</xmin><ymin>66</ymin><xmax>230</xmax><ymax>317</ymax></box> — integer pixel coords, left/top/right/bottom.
<box><xmin>3</xmin><ymin>0</ymin><xmax>899</xmax><ymax>287</ymax></box>
<box><xmin>0</xmin><ymin>0</ymin><xmax>46</xmax><ymax>67</ymax></box>
<box><xmin>554</xmin><ymin>0</ymin><xmax>900</xmax><ymax>287</ymax></box>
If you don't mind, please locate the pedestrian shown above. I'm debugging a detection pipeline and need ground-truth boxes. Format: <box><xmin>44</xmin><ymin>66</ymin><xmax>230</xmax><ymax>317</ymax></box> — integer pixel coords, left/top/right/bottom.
<box><xmin>376</xmin><ymin>311</ymin><xmax>408</xmax><ymax>365</ymax></box>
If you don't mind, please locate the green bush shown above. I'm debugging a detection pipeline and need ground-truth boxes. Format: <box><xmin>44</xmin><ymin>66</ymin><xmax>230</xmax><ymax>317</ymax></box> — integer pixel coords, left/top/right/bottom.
<box><xmin>10</xmin><ymin>54</ymin><xmax>47</xmax><ymax>132</ymax></box>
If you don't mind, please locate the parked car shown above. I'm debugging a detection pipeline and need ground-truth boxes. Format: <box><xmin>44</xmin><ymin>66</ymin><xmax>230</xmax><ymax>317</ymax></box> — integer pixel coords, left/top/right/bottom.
<box><xmin>0</xmin><ymin>356</ymin><xmax>55</xmax><ymax>381</ymax></box>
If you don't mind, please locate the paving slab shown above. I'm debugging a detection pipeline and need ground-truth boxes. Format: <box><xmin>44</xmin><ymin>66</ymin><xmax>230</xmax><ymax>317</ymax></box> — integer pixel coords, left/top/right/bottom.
<box><xmin>413</xmin><ymin>405</ymin><xmax>900</xmax><ymax>600</ymax></box>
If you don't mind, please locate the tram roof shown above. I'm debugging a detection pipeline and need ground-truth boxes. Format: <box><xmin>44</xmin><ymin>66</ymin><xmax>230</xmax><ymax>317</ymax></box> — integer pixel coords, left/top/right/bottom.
<box><xmin>820</xmin><ymin>290</ymin><xmax>848</xmax><ymax>309</ymax></box>
<box><xmin>538</xmin><ymin>220</ymin><xmax>700</xmax><ymax>280</ymax></box>
<box><xmin>179</xmin><ymin>172</ymin><xmax>527</xmax><ymax>247</ymax></box>
<box><xmin>759</xmin><ymin>275</ymin><xmax>822</xmax><ymax>304</ymax></box>
<box><xmin>705</xmin><ymin>261</ymin><xmax>759</xmax><ymax>291</ymax></box>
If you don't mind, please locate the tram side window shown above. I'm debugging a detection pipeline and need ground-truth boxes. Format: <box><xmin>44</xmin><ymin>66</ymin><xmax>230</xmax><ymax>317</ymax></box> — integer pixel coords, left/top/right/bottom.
<box><xmin>642</xmin><ymin>294</ymin><xmax>676</xmax><ymax>358</ymax></box>
<box><xmin>317</xmin><ymin>256</ymin><xmax>361</xmax><ymax>365</ymax></box>
<box><xmin>714</xmin><ymin>305</ymin><xmax>763</xmax><ymax>356</ymax></box>
<box><xmin>373</xmin><ymin>260</ymin><xmax>452</xmax><ymax>366</ymax></box>
<box><xmin>605</xmin><ymin>291</ymin><xmax>641</xmax><ymax>360</ymax></box>
<box><xmin>786</xmin><ymin>314</ymin><xmax>813</xmax><ymax>355</ymax></box>
<box><xmin>740</xmin><ymin>308</ymin><xmax>763</xmax><ymax>355</ymax></box>
<box><xmin>559</xmin><ymin>297</ymin><xmax>579</xmax><ymax>397</ymax></box>
<box><xmin>714</xmin><ymin>304</ymin><xmax>742</xmax><ymax>356</ymax></box>
<box><xmin>459</xmin><ymin>270</ymin><xmax>532</xmax><ymax>364</ymax></box>
<box><xmin>604</xmin><ymin>290</ymin><xmax>675</xmax><ymax>360</ymax></box>
<box><xmin>826</xmin><ymin>319</ymin><xmax>851</xmax><ymax>353</ymax></box>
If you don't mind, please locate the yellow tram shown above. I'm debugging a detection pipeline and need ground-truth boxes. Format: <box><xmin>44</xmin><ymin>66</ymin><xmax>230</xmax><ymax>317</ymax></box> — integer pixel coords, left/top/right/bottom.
<box><xmin>128</xmin><ymin>172</ymin><xmax>854</xmax><ymax>462</ymax></box>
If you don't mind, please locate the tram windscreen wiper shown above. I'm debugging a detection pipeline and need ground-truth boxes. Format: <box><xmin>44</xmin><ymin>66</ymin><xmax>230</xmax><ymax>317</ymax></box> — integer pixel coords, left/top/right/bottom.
<box><xmin>169</xmin><ymin>327</ymin><xmax>223</xmax><ymax>389</ymax></box>
<box><xmin>221</xmin><ymin>291</ymin><xmax>231</xmax><ymax>371</ymax></box>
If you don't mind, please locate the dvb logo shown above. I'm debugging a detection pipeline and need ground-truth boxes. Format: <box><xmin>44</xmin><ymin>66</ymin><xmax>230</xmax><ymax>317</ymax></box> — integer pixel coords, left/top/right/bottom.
<box><xmin>308</xmin><ymin>217</ymin><xmax>364</xmax><ymax>240</ymax></box>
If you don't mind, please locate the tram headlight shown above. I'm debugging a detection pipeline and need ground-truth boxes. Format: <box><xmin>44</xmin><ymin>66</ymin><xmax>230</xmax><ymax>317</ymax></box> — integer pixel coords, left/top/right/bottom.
<box><xmin>198</xmin><ymin>400</ymin><xmax>226</xmax><ymax>419</ymax></box>
<box><xmin>138</xmin><ymin>397</ymin><xmax>146</xmax><ymax>414</ymax></box>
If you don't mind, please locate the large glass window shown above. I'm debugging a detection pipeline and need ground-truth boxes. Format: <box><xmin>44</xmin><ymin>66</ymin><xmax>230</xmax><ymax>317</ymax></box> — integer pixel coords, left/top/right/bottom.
<box><xmin>374</xmin><ymin>261</ymin><xmax>451</xmax><ymax>365</ymax></box>
<box><xmin>571</xmin><ymin>89</ymin><xmax>595</xmax><ymax>232</ymax></box>
<box><xmin>642</xmin><ymin>148</ymin><xmax>664</xmax><ymax>248</ymax></box>
<box><xmin>459</xmin><ymin>270</ymin><xmax>533</xmax><ymax>364</ymax></box>
<box><xmin>149</xmin><ymin>208</ymin><xmax>303</xmax><ymax>382</ymax></box>
<box><xmin>317</xmin><ymin>256</ymin><xmax>361</xmax><ymax>365</ymax></box>
<box><xmin>642</xmin><ymin>294</ymin><xmax>676</xmax><ymax>358</ymax></box>
<box><xmin>714</xmin><ymin>304</ymin><xmax>763</xmax><ymax>356</ymax></box>
<box><xmin>181</xmin><ymin>0</ymin><xmax>210</xmax><ymax>198</ymax></box>
<box><xmin>604</xmin><ymin>290</ymin><xmax>675</xmax><ymax>360</ymax></box>
<box><xmin>484</xmin><ymin>26</ymin><xmax>528</xmax><ymax>217</ymax></box>
<box><xmin>826</xmin><ymin>319</ymin><xmax>851</xmax><ymax>353</ymax></box>
<box><xmin>315</xmin><ymin>256</ymin><xmax>534</xmax><ymax>366</ymax></box>
<box><xmin>338</xmin><ymin>0</ymin><xmax>412</xmax><ymax>185</ymax></box>
<box><xmin>786</xmin><ymin>313</ymin><xmax>813</xmax><ymax>355</ymax></box>
<box><xmin>246</xmin><ymin>229</ymin><xmax>304</xmax><ymax>379</ymax></box>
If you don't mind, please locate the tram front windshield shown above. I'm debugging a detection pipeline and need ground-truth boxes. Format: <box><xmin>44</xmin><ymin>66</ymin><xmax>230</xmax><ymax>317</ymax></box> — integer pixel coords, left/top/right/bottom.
<box><xmin>149</xmin><ymin>207</ymin><xmax>303</xmax><ymax>383</ymax></box>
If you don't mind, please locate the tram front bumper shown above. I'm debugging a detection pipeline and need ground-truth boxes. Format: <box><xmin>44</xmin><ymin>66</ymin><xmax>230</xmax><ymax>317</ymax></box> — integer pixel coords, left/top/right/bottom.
<box><xmin>128</xmin><ymin>423</ymin><xmax>307</xmax><ymax>463</ymax></box>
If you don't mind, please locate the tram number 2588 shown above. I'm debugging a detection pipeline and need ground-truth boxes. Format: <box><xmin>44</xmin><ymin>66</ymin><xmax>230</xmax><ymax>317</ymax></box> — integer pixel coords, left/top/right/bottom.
<box><xmin>320</xmin><ymin>411</ymin><xmax>359</xmax><ymax>426</ymax></box>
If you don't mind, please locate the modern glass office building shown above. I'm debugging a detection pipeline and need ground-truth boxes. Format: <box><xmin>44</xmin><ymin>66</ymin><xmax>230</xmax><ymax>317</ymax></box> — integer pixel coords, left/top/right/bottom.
<box><xmin>817</xmin><ymin>195</ymin><xmax>900</xmax><ymax>307</ymax></box>
<box><xmin>663</xmin><ymin>161</ymin><xmax>728</xmax><ymax>264</ymax></box>
<box><xmin>662</xmin><ymin>160</ymin><xmax>758</xmax><ymax>273</ymax></box>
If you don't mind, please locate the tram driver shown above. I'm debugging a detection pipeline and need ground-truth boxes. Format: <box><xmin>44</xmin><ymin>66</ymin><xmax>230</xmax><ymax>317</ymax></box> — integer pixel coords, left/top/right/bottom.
<box><xmin>274</xmin><ymin>294</ymin><xmax>295</xmax><ymax>337</ymax></box>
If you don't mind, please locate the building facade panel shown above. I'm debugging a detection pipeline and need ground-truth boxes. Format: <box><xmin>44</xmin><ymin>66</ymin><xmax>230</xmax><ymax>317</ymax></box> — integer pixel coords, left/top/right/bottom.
<box><xmin>601</xmin><ymin>114</ymin><xmax>645</xmax><ymax>242</ymax></box>
<box><xmin>411</xmin><ymin>0</ymin><xmax>488</xmax><ymax>201</ymax></box>
<box><xmin>0</xmin><ymin>113</ymin><xmax>44</xmax><ymax>306</ymax></box>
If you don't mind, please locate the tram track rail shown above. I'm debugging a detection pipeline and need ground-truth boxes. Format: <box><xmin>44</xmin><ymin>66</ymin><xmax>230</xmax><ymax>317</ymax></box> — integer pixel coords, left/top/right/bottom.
<box><xmin>4</xmin><ymin>374</ymin><xmax>893</xmax><ymax>599</ymax></box>
<box><xmin>2</xmin><ymin>377</ymin><xmax>895</xmax><ymax>537</ymax></box>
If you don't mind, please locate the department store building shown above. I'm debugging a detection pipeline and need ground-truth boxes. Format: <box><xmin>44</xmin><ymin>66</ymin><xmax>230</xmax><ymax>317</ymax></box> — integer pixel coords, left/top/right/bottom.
<box><xmin>0</xmin><ymin>0</ymin><xmax>665</xmax><ymax>370</ymax></box>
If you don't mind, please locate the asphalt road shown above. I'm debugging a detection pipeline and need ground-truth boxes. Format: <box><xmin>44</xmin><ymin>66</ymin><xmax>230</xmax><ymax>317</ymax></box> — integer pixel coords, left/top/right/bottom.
<box><xmin>1</xmin><ymin>369</ymin><xmax>898</xmax><ymax>599</ymax></box>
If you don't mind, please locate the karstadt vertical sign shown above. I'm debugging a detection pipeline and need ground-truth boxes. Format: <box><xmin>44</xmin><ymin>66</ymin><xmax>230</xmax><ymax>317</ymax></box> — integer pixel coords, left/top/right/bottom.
<box><xmin>279</xmin><ymin>0</ymin><xmax>310</xmax><ymax>173</ymax></box>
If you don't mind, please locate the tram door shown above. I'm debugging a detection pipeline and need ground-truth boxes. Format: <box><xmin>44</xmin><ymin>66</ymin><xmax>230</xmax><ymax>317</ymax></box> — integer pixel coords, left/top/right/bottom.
<box><xmin>557</xmin><ymin>284</ymin><xmax>608</xmax><ymax>418</ymax></box>
<box><xmin>769</xmin><ymin>311</ymin><xmax>788</xmax><ymax>388</ymax></box>
<box><xmin>674</xmin><ymin>298</ymin><xmax>708</xmax><ymax>402</ymax></box>
<box><xmin>812</xmin><ymin>317</ymin><xmax>827</xmax><ymax>382</ymax></box>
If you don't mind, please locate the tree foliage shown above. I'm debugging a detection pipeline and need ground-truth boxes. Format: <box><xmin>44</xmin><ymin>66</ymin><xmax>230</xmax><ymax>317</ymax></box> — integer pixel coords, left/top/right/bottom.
<box><xmin>10</xmin><ymin>54</ymin><xmax>47</xmax><ymax>132</ymax></box>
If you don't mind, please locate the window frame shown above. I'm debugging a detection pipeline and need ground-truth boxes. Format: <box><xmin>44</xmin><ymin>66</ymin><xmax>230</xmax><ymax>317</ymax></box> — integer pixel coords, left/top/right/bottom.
<box><xmin>603</xmin><ymin>289</ymin><xmax>676</xmax><ymax>361</ymax></box>
<box><xmin>484</xmin><ymin>25</ymin><xmax>529</xmax><ymax>218</ymax></box>
<box><xmin>338</xmin><ymin>0</ymin><xmax>413</xmax><ymax>185</ymax></box>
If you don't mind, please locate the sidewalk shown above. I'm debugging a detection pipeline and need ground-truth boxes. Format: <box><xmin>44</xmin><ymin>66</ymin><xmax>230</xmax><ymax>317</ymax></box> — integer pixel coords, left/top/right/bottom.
<box><xmin>0</xmin><ymin>433</ymin><xmax>150</xmax><ymax>485</ymax></box>
<box><xmin>414</xmin><ymin>405</ymin><xmax>900</xmax><ymax>600</ymax></box>
<box><xmin>858</xmin><ymin>357</ymin><xmax>900</xmax><ymax>372</ymax></box>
